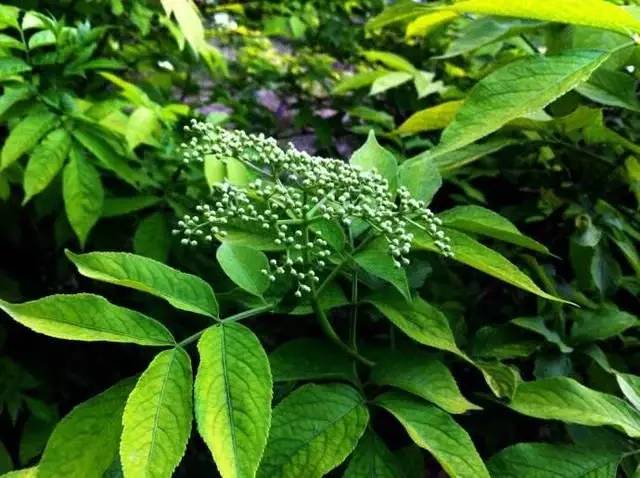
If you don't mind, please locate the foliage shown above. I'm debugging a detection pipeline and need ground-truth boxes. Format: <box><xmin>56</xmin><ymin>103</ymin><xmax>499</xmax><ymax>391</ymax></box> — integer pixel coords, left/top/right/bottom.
<box><xmin>0</xmin><ymin>0</ymin><xmax>639</xmax><ymax>477</ymax></box>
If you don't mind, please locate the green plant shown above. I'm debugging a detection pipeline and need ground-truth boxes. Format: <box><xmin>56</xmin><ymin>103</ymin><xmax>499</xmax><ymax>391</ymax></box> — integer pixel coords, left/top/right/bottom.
<box><xmin>2</xmin><ymin>0</ymin><xmax>640</xmax><ymax>476</ymax></box>
<box><xmin>2</xmin><ymin>121</ymin><xmax>602</xmax><ymax>477</ymax></box>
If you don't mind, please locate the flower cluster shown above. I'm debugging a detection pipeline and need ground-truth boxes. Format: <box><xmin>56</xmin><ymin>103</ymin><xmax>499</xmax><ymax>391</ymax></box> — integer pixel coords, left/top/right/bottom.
<box><xmin>175</xmin><ymin>121</ymin><xmax>452</xmax><ymax>296</ymax></box>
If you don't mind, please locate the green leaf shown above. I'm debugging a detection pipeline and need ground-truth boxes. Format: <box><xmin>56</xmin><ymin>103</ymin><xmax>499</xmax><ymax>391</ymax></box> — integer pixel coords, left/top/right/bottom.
<box><xmin>216</xmin><ymin>243</ymin><xmax>270</xmax><ymax>298</ymax></box>
<box><xmin>434</xmin><ymin>50</ymin><xmax>611</xmax><ymax>156</ymax></box>
<box><xmin>258</xmin><ymin>383</ymin><xmax>368</xmax><ymax>478</ymax></box>
<box><xmin>204</xmin><ymin>155</ymin><xmax>226</xmax><ymax>189</ymax></box>
<box><xmin>102</xmin><ymin>195</ymin><xmax>161</xmax><ymax>218</ymax></box>
<box><xmin>371</xmin><ymin>348</ymin><xmax>479</xmax><ymax>414</ymax></box>
<box><xmin>487</xmin><ymin>442</ymin><xmax>622</xmax><ymax>477</ymax></box>
<box><xmin>19</xmin><ymin>415</ymin><xmax>55</xmax><ymax>466</ymax></box>
<box><xmin>1</xmin><ymin>107</ymin><xmax>57</xmax><ymax>171</ymax></box>
<box><xmin>66</xmin><ymin>250</ymin><xmax>218</xmax><ymax>318</ymax></box>
<box><xmin>348</xmin><ymin>106</ymin><xmax>395</xmax><ymax>130</ymax></box>
<box><xmin>343</xmin><ymin>430</ymin><xmax>404</xmax><ymax>478</ymax></box>
<box><xmin>0</xmin><ymin>441</ymin><xmax>11</xmax><ymax>474</ymax></box>
<box><xmin>195</xmin><ymin>323</ymin><xmax>272</xmax><ymax>478</ymax></box>
<box><xmin>333</xmin><ymin>70</ymin><xmax>389</xmax><ymax>95</ymax></box>
<box><xmin>63</xmin><ymin>149</ymin><xmax>104</xmax><ymax>247</ymax></box>
<box><xmin>27</xmin><ymin>30</ymin><xmax>55</xmax><ymax>49</ymax></box>
<box><xmin>570</xmin><ymin>305</ymin><xmax>637</xmax><ymax>344</ymax></box>
<box><xmin>616</xmin><ymin>373</ymin><xmax>640</xmax><ymax>410</ymax></box>
<box><xmin>396</xmin><ymin>101</ymin><xmax>463</xmax><ymax>136</ymax></box>
<box><xmin>121</xmin><ymin>348</ymin><xmax>193</xmax><ymax>478</ymax></box>
<box><xmin>133</xmin><ymin>212</ymin><xmax>171</xmax><ymax>263</ymax></box>
<box><xmin>0</xmin><ymin>86</ymin><xmax>32</xmax><ymax>121</ymax></box>
<box><xmin>367</xmin><ymin>289</ymin><xmax>468</xmax><ymax>361</ymax></box>
<box><xmin>398</xmin><ymin>155</ymin><xmax>441</xmax><ymax>205</ymax></box>
<box><xmin>576</xmin><ymin>68</ymin><xmax>640</xmax><ymax>112</ymax></box>
<box><xmin>0</xmin><ymin>58</ymin><xmax>31</xmax><ymax>80</ymax></box>
<box><xmin>0</xmin><ymin>5</ymin><xmax>19</xmax><ymax>30</ymax></box>
<box><xmin>370</xmin><ymin>72</ymin><xmax>413</xmax><ymax>95</ymax></box>
<box><xmin>430</xmin><ymin>138</ymin><xmax>515</xmax><ymax>172</ymax></box>
<box><xmin>375</xmin><ymin>391</ymin><xmax>490</xmax><ymax>478</ymax></box>
<box><xmin>71</xmin><ymin>126</ymin><xmax>144</xmax><ymax>187</ymax></box>
<box><xmin>363</xmin><ymin>50</ymin><xmax>416</xmax><ymax>73</ymax></box>
<box><xmin>511</xmin><ymin>317</ymin><xmax>572</xmax><ymax>353</ymax></box>
<box><xmin>355</xmin><ymin>238</ymin><xmax>411</xmax><ymax>301</ymax></box>
<box><xmin>438</xmin><ymin>18</ymin><xmax>544</xmax><ymax>58</ymax></box>
<box><xmin>406</xmin><ymin>10</ymin><xmax>459</xmax><ymax>37</ymax></box>
<box><xmin>440</xmin><ymin>205</ymin><xmax>550</xmax><ymax>254</ymax></box>
<box><xmin>350</xmin><ymin>130</ymin><xmax>398</xmax><ymax>193</ymax></box>
<box><xmin>366</xmin><ymin>1</ymin><xmax>431</xmax><ymax>31</ymax></box>
<box><xmin>413</xmin><ymin>72</ymin><xmax>445</xmax><ymax>99</ymax></box>
<box><xmin>413</xmin><ymin>228</ymin><xmax>566</xmax><ymax>302</ymax></box>
<box><xmin>476</xmin><ymin>361</ymin><xmax>521</xmax><ymax>400</ymax></box>
<box><xmin>1</xmin><ymin>468</ymin><xmax>37</xmax><ymax>478</ymax></box>
<box><xmin>450</xmin><ymin>0</ymin><xmax>640</xmax><ymax>35</ymax></box>
<box><xmin>126</xmin><ymin>106</ymin><xmax>160</xmax><ymax>150</ymax></box>
<box><xmin>160</xmin><ymin>0</ymin><xmax>207</xmax><ymax>54</ymax></box>
<box><xmin>510</xmin><ymin>377</ymin><xmax>640</xmax><ymax>437</ymax></box>
<box><xmin>472</xmin><ymin>325</ymin><xmax>539</xmax><ymax>360</ymax></box>
<box><xmin>38</xmin><ymin>378</ymin><xmax>135</xmax><ymax>478</ymax></box>
<box><xmin>0</xmin><ymin>294</ymin><xmax>174</xmax><ymax>346</ymax></box>
<box><xmin>23</xmin><ymin>128</ymin><xmax>71</xmax><ymax>204</ymax></box>
<box><xmin>269</xmin><ymin>338</ymin><xmax>357</xmax><ymax>383</ymax></box>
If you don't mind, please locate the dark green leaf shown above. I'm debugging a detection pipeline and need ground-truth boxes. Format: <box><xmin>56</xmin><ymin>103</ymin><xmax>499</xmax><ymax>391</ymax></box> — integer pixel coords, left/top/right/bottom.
<box><xmin>375</xmin><ymin>391</ymin><xmax>490</xmax><ymax>478</ymax></box>
<box><xmin>258</xmin><ymin>383</ymin><xmax>368</xmax><ymax>478</ymax></box>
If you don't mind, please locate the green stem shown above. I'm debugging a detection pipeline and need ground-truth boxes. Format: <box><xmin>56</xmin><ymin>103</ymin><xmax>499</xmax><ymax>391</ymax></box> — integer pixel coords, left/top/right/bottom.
<box><xmin>314</xmin><ymin>230</ymin><xmax>376</xmax><ymax>297</ymax></box>
<box><xmin>311</xmin><ymin>298</ymin><xmax>374</xmax><ymax>367</ymax></box>
<box><xmin>177</xmin><ymin>303</ymin><xmax>273</xmax><ymax>347</ymax></box>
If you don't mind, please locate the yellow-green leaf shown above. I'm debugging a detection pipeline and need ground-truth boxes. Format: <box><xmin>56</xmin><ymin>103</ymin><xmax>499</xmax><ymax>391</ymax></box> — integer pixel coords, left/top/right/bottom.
<box><xmin>406</xmin><ymin>10</ymin><xmax>459</xmax><ymax>37</ymax></box>
<box><xmin>376</xmin><ymin>391</ymin><xmax>490</xmax><ymax>478</ymax></box>
<box><xmin>343</xmin><ymin>430</ymin><xmax>403</xmax><ymax>478</ymax></box>
<box><xmin>450</xmin><ymin>0</ymin><xmax>640</xmax><ymax>35</ymax></box>
<box><xmin>258</xmin><ymin>383</ymin><xmax>369</xmax><ymax>478</ymax></box>
<box><xmin>1</xmin><ymin>107</ymin><xmax>57</xmax><ymax>171</ymax></box>
<box><xmin>510</xmin><ymin>377</ymin><xmax>640</xmax><ymax>438</ymax></box>
<box><xmin>413</xmin><ymin>227</ymin><xmax>567</xmax><ymax>302</ymax></box>
<box><xmin>38</xmin><ymin>378</ymin><xmax>135</xmax><ymax>478</ymax></box>
<box><xmin>63</xmin><ymin>148</ymin><xmax>104</xmax><ymax>247</ymax></box>
<box><xmin>396</xmin><ymin>101</ymin><xmax>463</xmax><ymax>135</ymax></box>
<box><xmin>23</xmin><ymin>128</ymin><xmax>71</xmax><ymax>204</ymax></box>
<box><xmin>66</xmin><ymin>250</ymin><xmax>218</xmax><ymax>318</ymax></box>
<box><xmin>433</xmin><ymin>50</ymin><xmax>611</xmax><ymax>156</ymax></box>
<box><xmin>371</xmin><ymin>348</ymin><xmax>479</xmax><ymax>414</ymax></box>
<box><xmin>0</xmin><ymin>294</ymin><xmax>174</xmax><ymax>346</ymax></box>
<box><xmin>195</xmin><ymin>323</ymin><xmax>272</xmax><ymax>478</ymax></box>
<box><xmin>121</xmin><ymin>348</ymin><xmax>193</xmax><ymax>478</ymax></box>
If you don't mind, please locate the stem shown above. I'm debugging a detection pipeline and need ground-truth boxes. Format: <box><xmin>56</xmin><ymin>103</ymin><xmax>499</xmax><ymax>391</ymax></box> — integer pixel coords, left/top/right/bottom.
<box><xmin>223</xmin><ymin>303</ymin><xmax>274</xmax><ymax>323</ymax></box>
<box><xmin>314</xmin><ymin>230</ymin><xmax>376</xmax><ymax>297</ymax></box>
<box><xmin>349</xmin><ymin>270</ymin><xmax>358</xmax><ymax>351</ymax></box>
<box><xmin>177</xmin><ymin>303</ymin><xmax>273</xmax><ymax>347</ymax></box>
<box><xmin>305</xmin><ymin>208</ymin><xmax>373</xmax><ymax>367</ymax></box>
<box><xmin>348</xmin><ymin>229</ymin><xmax>359</xmax><ymax>352</ymax></box>
<box><xmin>311</xmin><ymin>298</ymin><xmax>374</xmax><ymax>367</ymax></box>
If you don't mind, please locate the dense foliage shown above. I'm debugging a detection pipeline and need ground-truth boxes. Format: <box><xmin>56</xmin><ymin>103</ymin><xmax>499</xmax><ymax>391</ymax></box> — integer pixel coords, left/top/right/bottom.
<box><xmin>1</xmin><ymin>0</ymin><xmax>640</xmax><ymax>477</ymax></box>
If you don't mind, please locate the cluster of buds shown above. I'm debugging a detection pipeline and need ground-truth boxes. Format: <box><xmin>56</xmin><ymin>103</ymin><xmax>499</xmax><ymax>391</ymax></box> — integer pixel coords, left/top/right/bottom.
<box><xmin>174</xmin><ymin>121</ymin><xmax>453</xmax><ymax>296</ymax></box>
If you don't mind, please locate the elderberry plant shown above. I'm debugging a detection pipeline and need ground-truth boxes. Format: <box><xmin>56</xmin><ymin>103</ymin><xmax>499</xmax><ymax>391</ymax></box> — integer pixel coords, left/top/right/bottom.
<box><xmin>174</xmin><ymin>122</ymin><xmax>452</xmax><ymax>297</ymax></box>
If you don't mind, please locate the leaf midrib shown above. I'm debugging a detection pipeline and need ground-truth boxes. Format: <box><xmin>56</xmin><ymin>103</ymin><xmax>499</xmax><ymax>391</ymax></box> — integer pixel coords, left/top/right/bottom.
<box><xmin>144</xmin><ymin>349</ymin><xmax>179</xmax><ymax>472</ymax></box>
<box><xmin>220</xmin><ymin>325</ymin><xmax>240</xmax><ymax>477</ymax></box>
